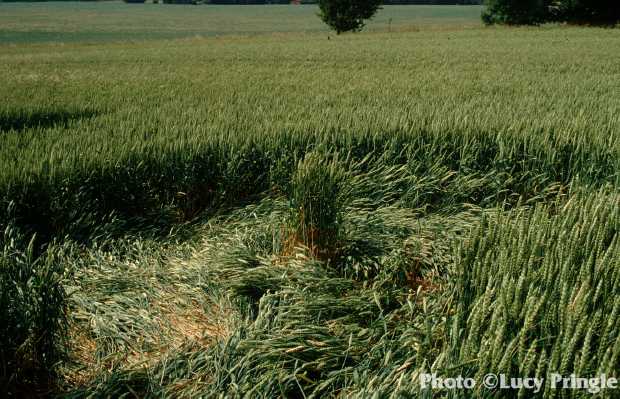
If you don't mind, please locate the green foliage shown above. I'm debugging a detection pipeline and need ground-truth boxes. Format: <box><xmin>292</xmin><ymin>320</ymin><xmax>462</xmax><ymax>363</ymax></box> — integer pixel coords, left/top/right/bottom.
<box><xmin>60</xmin><ymin>190</ymin><xmax>620</xmax><ymax>398</ymax></box>
<box><xmin>0</xmin><ymin>225</ymin><xmax>69</xmax><ymax>394</ymax></box>
<box><xmin>551</xmin><ymin>0</ymin><xmax>620</xmax><ymax>25</ymax></box>
<box><xmin>289</xmin><ymin>152</ymin><xmax>350</xmax><ymax>256</ymax></box>
<box><xmin>0</xmin><ymin>11</ymin><xmax>619</xmax><ymax>397</ymax></box>
<box><xmin>317</xmin><ymin>0</ymin><xmax>383</xmax><ymax>33</ymax></box>
<box><xmin>3</xmin><ymin>27</ymin><xmax>618</xmax><ymax>245</ymax></box>
<box><xmin>482</xmin><ymin>0</ymin><xmax>551</xmax><ymax>25</ymax></box>
<box><xmin>482</xmin><ymin>0</ymin><xmax>620</xmax><ymax>25</ymax></box>
<box><xmin>446</xmin><ymin>191</ymin><xmax>620</xmax><ymax>397</ymax></box>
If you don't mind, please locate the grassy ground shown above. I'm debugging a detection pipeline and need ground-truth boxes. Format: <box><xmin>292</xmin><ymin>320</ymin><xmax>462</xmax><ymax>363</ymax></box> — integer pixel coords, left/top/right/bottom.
<box><xmin>1</xmin><ymin>4</ymin><xmax>619</xmax><ymax>398</ymax></box>
<box><xmin>0</xmin><ymin>3</ymin><xmax>482</xmax><ymax>44</ymax></box>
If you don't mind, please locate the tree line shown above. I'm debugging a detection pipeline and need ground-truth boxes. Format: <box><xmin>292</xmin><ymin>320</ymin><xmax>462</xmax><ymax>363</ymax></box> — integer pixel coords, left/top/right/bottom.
<box><xmin>483</xmin><ymin>0</ymin><xmax>620</xmax><ymax>26</ymax></box>
<box><xmin>318</xmin><ymin>0</ymin><xmax>618</xmax><ymax>33</ymax></box>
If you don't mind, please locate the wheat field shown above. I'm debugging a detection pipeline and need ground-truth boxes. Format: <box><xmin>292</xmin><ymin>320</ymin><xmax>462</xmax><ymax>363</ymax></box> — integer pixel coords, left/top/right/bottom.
<box><xmin>1</xmin><ymin>3</ymin><xmax>619</xmax><ymax>397</ymax></box>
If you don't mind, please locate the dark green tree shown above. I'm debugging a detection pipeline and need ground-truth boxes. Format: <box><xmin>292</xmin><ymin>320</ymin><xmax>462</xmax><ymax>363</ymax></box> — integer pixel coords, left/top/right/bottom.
<box><xmin>317</xmin><ymin>0</ymin><xmax>383</xmax><ymax>34</ymax></box>
<box><xmin>551</xmin><ymin>0</ymin><xmax>620</xmax><ymax>26</ymax></box>
<box><xmin>481</xmin><ymin>0</ymin><xmax>551</xmax><ymax>25</ymax></box>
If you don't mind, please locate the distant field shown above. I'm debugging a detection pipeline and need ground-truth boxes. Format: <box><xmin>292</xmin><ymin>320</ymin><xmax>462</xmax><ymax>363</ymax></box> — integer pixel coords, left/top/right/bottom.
<box><xmin>0</xmin><ymin>2</ymin><xmax>483</xmax><ymax>43</ymax></box>
<box><xmin>1</xmin><ymin>5</ymin><xmax>620</xmax><ymax>398</ymax></box>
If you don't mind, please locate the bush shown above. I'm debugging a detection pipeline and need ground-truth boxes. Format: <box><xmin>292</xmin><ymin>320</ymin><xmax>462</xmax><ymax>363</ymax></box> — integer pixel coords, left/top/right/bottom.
<box><xmin>317</xmin><ymin>0</ymin><xmax>383</xmax><ymax>34</ymax></box>
<box><xmin>482</xmin><ymin>0</ymin><xmax>551</xmax><ymax>25</ymax></box>
<box><xmin>483</xmin><ymin>0</ymin><xmax>620</xmax><ymax>26</ymax></box>
<box><xmin>551</xmin><ymin>0</ymin><xmax>620</xmax><ymax>26</ymax></box>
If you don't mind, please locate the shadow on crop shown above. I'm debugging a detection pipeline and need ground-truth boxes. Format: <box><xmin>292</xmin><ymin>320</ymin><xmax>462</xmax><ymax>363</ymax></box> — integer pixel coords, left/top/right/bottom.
<box><xmin>0</xmin><ymin>109</ymin><xmax>99</xmax><ymax>133</ymax></box>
